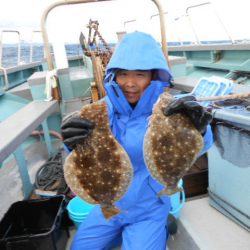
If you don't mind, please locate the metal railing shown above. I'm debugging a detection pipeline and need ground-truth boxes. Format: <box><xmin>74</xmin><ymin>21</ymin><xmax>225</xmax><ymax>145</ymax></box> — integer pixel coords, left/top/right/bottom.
<box><xmin>185</xmin><ymin>2</ymin><xmax>234</xmax><ymax>44</ymax></box>
<box><xmin>0</xmin><ymin>66</ymin><xmax>9</xmax><ymax>90</ymax></box>
<box><xmin>150</xmin><ymin>12</ymin><xmax>185</xmax><ymax>46</ymax></box>
<box><xmin>123</xmin><ymin>19</ymin><xmax>136</xmax><ymax>30</ymax></box>
<box><xmin>0</xmin><ymin>30</ymin><xmax>21</xmax><ymax>67</ymax></box>
<box><xmin>29</xmin><ymin>30</ymin><xmax>44</xmax><ymax>63</ymax></box>
<box><xmin>150</xmin><ymin>2</ymin><xmax>235</xmax><ymax>46</ymax></box>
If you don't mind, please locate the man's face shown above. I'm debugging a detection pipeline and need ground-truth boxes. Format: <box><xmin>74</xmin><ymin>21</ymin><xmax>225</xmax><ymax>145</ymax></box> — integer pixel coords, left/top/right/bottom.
<box><xmin>116</xmin><ymin>70</ymin><xmax>152</xmax><ymax>105</ymax></box>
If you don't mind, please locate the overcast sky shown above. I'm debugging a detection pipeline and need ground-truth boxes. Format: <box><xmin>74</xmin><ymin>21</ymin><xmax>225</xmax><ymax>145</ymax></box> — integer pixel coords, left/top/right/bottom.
<box><xmin>0</xmin><ymin>0</ymin><xmax>250</xmax><ymax>43</ymax></box>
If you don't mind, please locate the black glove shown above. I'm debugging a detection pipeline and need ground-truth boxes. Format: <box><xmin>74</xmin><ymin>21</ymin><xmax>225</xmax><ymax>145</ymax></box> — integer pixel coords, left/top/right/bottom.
<box><xmin>163</xmin><ymin>95</ymin><xmax>212</xmax><ymax>135</ymax></box>
<box><xmin>61</xmin><ymin>112</ymin><xmax>95</xmax><ymax>150</ymax></box>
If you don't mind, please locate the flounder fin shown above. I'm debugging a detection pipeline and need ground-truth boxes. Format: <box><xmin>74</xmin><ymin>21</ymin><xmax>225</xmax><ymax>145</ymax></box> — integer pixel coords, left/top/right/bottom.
<box><xmin>101</xmin><ymin>205</ymin><xmax>122</xmax><ymax>220</ymax></box>
<box><xmin>158</xmin><ymin>187</ymin><xmax>182</xmax><ymax>196</ymax></box>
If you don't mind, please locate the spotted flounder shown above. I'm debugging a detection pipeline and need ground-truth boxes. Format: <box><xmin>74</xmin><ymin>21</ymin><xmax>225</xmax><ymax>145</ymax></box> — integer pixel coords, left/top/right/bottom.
<box><xmin>144</xmin><ymin>92</ymin><xmax>203</xmax><ymax>195</ymax></box>
<box><xmin>64</xmin><ymin>101</ymin><xmax>133</xmax><ymax>220</ymax></box>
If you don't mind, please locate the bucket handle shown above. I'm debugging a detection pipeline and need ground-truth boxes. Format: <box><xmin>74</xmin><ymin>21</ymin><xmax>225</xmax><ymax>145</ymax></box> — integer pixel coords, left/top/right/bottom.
<box><xmin>169</xmin><ymin>188</ymin><xmax>185</xmax><ymax>215</ymax></box>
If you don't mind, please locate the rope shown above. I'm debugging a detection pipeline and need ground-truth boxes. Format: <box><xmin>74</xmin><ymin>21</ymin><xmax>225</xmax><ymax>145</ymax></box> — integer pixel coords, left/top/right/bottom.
<box><xmin>44</xmin><ymin>69</ymin><xmax>58</xmax><ymax>101</ymax></box>
<box><xmin>35</xmin><ymin>149</ymin><xmax>69</xmax><ymax>195</ymax></box>
<box><xmin>196</xmin><ymin>92</ymin><xmax>250</xmax><ymax>102</ymax></box>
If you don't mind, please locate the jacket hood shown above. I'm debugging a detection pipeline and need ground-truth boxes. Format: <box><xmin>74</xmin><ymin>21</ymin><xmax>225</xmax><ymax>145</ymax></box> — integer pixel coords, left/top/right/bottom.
<box><xmin>105</xmin><ymin>31</ymin><xmax>172</xmax><ymax>83</ymax></box>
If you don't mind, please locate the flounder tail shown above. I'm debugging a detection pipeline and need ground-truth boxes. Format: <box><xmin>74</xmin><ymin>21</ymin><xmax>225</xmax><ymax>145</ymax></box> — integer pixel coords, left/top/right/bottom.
<box><xmin>101</xmin><ymin>204</ymin><xmax>122</xmax><ymax>220</ymax></box>
<box><xmin>158</xmin><ymin>186</ymin><xmax>183</xmax><ymax>196</ymax></box>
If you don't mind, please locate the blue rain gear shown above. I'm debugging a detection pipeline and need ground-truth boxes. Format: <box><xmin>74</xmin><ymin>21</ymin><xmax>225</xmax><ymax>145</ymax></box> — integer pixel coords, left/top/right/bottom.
<box><xmin>71</xmin><ymin>31</ymin><xmax>213</xmax><ymax>250</ymax></box>
<box><xmin>72</xmin><ymin>176</ymin><xmax>169</xmax><ymax>250</ymax></box>
<box><xmin>106</xmin><ymin>31</ymin><xmax>172</xmax><ymax>83</ymax></box>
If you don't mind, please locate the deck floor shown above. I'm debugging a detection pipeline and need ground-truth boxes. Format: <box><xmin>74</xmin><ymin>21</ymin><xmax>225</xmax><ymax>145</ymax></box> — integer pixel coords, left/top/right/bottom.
<box><xmin>65</xmin><ymin>196</ymin><xmax>250</xmax><ymax>250</ymax></box>
<box><xmin>178</xmin><ymin>196</ymin><xmax>250</xmax><ymax>250</ymax></box>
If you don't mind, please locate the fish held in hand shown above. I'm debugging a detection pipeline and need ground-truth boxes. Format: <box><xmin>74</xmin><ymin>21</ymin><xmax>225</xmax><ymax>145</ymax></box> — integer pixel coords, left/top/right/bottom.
<box><xmin>144</xmin><ymin>92</ymin><xmax>203</xmax><ymax>195</ymax></box>
<box><xmin>64</xmin><ymin>101</ymin><xmax>133</xmax><ymax>220</ymax></box>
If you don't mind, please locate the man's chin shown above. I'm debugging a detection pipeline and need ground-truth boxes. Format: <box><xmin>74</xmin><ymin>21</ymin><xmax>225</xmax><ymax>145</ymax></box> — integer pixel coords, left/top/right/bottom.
<box><xmin>127</xmin><ymin>98</ymin><xmax>138</xmax><ymax>104</ymax></box>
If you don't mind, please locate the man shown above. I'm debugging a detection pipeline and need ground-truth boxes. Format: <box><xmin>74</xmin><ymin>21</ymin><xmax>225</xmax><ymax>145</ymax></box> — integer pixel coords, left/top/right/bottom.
<box><xmin>62</xmin><ymin>31</ymin><xmax>213</xmax><ymax>250</ymax></box>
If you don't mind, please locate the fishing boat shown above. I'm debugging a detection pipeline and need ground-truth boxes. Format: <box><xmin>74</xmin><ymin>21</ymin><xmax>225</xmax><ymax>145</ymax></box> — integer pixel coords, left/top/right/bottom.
<box><xmin>0</xmin><ymin>0</ymin><xmax>249</xmax><ymax>249</ymax></box>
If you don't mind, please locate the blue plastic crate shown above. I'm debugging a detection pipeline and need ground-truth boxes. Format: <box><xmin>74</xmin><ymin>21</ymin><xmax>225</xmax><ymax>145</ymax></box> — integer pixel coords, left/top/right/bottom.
<box><xmin>174</xmin><ymin>76</ymin><xmax>234</xmax><ymax>107</ymax></box>
<box><xmin>209</xmin><ymin>76</ymin><xmax>234</xmax><ymax>96</ymax></box>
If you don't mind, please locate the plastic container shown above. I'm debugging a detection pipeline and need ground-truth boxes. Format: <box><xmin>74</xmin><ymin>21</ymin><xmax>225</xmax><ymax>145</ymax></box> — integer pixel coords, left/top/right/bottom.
<box><xmin>67</xmin><ymin>196</ymin><xmax>95</xmax><ymax>229</ymax></box>
<box><xmin>174</xmin><ymin>76</ymin><xmax>234</xmax><ymax>107</ymax></box>
<box><xmin>209</xmin><ymin>76</ymin><xmax>234</xmax><ymax>96</ymax></box>
<box><xmin>0</xmin><ymin>195</ymin><xmax>68</xmax><ymax>250</ymax></box>
<box><xmin>169</xmin><ymin>179</ymin><xmax>185</xmax><ymax>218</ymax></box>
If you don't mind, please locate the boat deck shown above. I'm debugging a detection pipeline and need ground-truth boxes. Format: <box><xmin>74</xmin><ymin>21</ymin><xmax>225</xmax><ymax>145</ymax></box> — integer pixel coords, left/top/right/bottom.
<box><xmin>64</xmin><ymin>196</ymin><xmax>250</xmax><ymax>250</ymax></box>
<box><xmin>168</xmin><ymin>196</ymin><xmax>250</xmax><ymax>250</ymax></box>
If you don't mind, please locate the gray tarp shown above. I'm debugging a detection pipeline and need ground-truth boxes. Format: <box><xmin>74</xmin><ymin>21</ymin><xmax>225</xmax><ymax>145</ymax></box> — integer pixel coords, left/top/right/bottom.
<box><xmin>214</xmin><ymin>124</ymin><xmax>250</xmax><ymax>168</ymax></box>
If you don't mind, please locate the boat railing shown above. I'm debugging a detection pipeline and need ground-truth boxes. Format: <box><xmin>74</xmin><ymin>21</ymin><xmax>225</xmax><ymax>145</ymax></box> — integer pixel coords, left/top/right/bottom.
<box><xmin>123</xmin><ymin>19</ymin><xmax>136</xmax><ymax>31</ymax></box>
<box><xmin>0</xmin><ymin>66</ymin><xmax>9</xmax><ymax>90</ymax></box>
<box><xmin>29</xmin><ymin>30</ymin><xmax>45</xmax><ymax>63</ymax></box>
<box><xmin>0</xmin><ymin>30</ymin><xmax>21</xmax><ymax>67</ymax></box>
<box><xmin>0</xmin><ymin>29</ymin><xmax>47</xmax><ymax>91</ymax></box>
<box><xmin>150</xmin><ymin>2</ymin><xmax>235</xmax><ymax>46</ymax></box>
<box><xmin>185</xmin><ymin>2</ymin><xmax>234</xmax><ymax>45</ymax></box>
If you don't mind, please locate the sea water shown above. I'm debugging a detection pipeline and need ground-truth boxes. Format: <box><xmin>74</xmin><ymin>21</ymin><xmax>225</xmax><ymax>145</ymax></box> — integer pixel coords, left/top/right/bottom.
<box><xmin>1</xmin><ymin>43</ymin><xmax>83</xmax><ymax>68</ymax></box>
<box><xmin>1</xmin><ymin>40</ymin><xmax>238</xmax><ymax>68</ymax></box>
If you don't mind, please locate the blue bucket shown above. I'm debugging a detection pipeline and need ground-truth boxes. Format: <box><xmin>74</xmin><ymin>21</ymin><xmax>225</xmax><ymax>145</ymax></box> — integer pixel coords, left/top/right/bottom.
<box><xmin>169</xmin><ymin>179</ymin><xmax>185</xmax><ymax>218</ymax></box>
<box><xmin>68</xmin><ymin>212</ymin><xmax>88</xmax><ymax>221</ymax></box>
<box><xmin>67</xmin><ymin>196</ymin><xmax>95</xmax><ymax>228</ymax></box>
<box><xmin>70</xmin><ymin>218</ymin><xmax>83</xmax><ymax>229</ymax></box>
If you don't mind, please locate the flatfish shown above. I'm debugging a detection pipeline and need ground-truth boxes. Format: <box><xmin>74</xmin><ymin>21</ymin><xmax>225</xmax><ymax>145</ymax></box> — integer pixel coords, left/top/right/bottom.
<box><xmin>64</xmin><ymin>101</ymin><xmax>133</xmax><ymax>220</ymax></box>
<box><xmin>144</xmin><ymin>92</ymin><xmax>203</xmax><ymax>195</ymax></box>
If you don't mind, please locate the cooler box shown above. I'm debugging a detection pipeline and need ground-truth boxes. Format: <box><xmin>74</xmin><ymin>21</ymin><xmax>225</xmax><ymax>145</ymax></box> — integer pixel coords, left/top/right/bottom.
<box><xmin>0</xmin><ymin>195</ymin><xmax>69</xmax><ymax>250</ymax></box>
